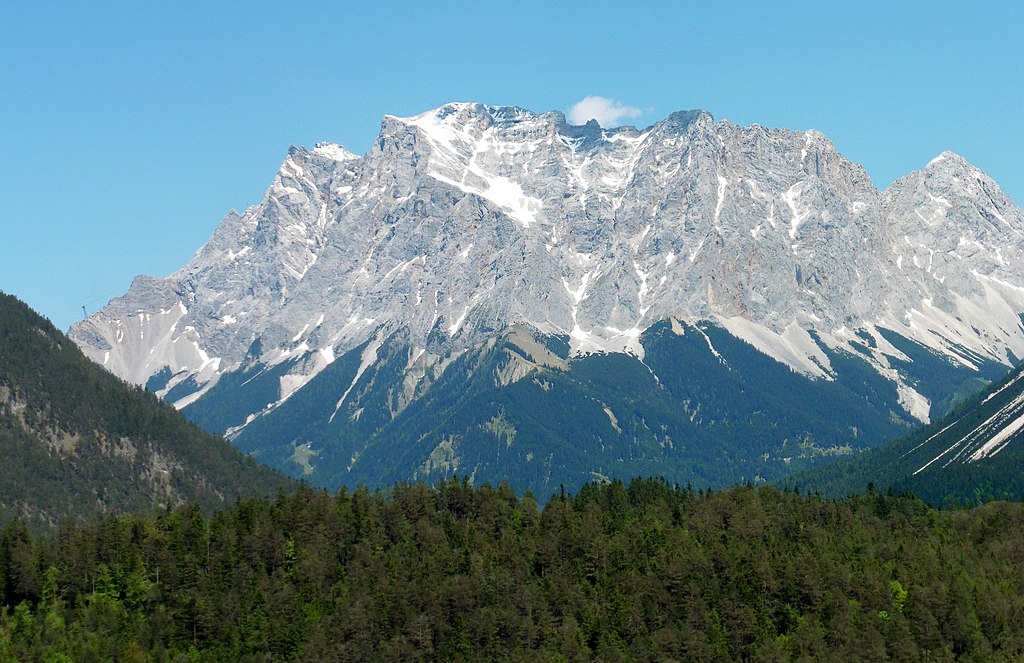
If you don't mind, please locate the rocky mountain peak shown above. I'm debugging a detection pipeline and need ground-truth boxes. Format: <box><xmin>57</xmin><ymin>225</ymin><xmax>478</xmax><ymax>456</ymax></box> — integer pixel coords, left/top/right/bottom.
<box><xmin>70</xmin><ymin>103</ymin><xmax>1024</xmax><ymax>433</ymax></box>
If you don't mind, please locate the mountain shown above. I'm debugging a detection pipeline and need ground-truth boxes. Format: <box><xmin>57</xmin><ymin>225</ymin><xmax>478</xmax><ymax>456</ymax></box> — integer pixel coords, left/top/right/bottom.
<box><xmin>0</xmin><ymin>292</ymin><xmax>295</xmax><ymax>528</ymax></box>
<box><xmin>69</xmin><ymin>103</ymin><xmax>1024</xmax><ymax>495</ymax></box>
<box><xmin>784</xmin><ymin>360</ymin><xmax>1024</xmax><ymax>506</ymax></box>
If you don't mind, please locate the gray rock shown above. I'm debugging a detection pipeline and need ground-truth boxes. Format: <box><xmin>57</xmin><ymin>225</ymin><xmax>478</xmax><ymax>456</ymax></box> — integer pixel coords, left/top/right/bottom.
<box><xmin>70</xmin><ymin>103</ymin><xmax>1024</xmax><ymax>426</ymax></box>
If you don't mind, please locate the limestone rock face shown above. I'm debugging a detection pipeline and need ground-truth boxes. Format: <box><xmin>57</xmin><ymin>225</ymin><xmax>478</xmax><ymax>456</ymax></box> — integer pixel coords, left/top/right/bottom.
<box><xmin>70</xmin><ymin>103</ymin><xmax>1024</xmax><ymax>429</ymax></box>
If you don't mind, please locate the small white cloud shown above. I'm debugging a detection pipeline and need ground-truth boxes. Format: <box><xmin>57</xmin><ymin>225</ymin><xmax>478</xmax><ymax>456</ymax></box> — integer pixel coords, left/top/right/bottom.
<box><xmin>568</xmin><ymin>96</ymin><xmax>643</xmax><ymax>127</ymax></box>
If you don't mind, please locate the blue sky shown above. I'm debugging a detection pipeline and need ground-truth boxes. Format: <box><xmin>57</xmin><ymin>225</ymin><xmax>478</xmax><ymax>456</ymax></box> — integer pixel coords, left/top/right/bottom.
<box><xmin>2</xmin><ymin>1</ymin><xmax>1022</xmax><ymax>331</ymax></box>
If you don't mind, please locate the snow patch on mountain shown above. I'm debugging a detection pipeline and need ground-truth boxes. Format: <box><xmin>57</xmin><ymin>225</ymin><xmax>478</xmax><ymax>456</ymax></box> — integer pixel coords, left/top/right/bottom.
<box><xmin>915</xmin><ymin>388</ymin><xmax>1024</xmax><ymax>474</ymax></box>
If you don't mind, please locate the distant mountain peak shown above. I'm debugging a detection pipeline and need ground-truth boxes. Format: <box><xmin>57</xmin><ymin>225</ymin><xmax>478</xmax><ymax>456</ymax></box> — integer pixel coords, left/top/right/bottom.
<box><xmin>74</xmin><ymin>102</ymin><xmax>1024</xmax><ymax>391</ymax></box>
<box><xmin>312</xmin><ymin>142</ymin><xmax>358</xmax><ymax>161</ymax></box>
<box><xmin>927</xmin><ymin>150</ymin><xmax>963</xmax><ymax>167</ymax></box>
<box><xmin>67</xmin><ymin>103</ymin><xmax>1024</xmax><ymax>494</ymax></box>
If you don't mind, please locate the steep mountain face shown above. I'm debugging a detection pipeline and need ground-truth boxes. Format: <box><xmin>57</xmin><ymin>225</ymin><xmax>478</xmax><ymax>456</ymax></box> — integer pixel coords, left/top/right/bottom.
<box><xmin>69</xmin><ymin>103</ymin><xmax>1024</xmax><ymax>495</ymax></box>
<box><xmin>785</xmin><ymin>361</ymin><xmax>1024</xmax><ymax>507</ymax></box>
<box><xmin>0</xmin><ymin>292</ymin><xmax>295</xmax><ymax>528</ymax></box>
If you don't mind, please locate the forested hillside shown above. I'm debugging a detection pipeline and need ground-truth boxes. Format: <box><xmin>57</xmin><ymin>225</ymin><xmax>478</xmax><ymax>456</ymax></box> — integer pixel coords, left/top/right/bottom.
<box><xmin>0</xmin><ymin>292</ymin><xmax>295</xmax><ymax>528</ymax></box>
<box><xmin>784</xmin><ymin>361</ymin><xmax>1024</xmax><ymax>507</ymax></box>
<box><xmin>2</xmin><ymin>479</ymin><xmax>1023</xmax><ymax>661</ymax></box>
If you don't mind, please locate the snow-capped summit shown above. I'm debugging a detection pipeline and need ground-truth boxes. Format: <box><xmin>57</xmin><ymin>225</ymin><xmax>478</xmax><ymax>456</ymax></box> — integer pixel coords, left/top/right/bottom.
<box><xmin>68</xmin><ymin>103</ymin><xmax>1024</xmax><ymax>493</ymax></box>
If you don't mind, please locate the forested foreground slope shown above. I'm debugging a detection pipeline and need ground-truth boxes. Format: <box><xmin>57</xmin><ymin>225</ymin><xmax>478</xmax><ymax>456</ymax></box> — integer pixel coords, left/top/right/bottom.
<box><xmin>2</xmin><ymin>480</ymin><xmax>1023</xmax><ymax>661</ymax></box>
<box><xmin>0</xmin><ymin>292</ymin><xmax>295</xmax><ymax>528</ymax></box>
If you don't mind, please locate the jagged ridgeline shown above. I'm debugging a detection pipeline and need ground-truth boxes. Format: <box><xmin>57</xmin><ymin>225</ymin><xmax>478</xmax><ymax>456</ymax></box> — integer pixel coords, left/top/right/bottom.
<box><xmin>784</xmin><ymin>360</ymin><xmax>1024</xmax><ymax>506</ymax></box>
<box><xmin>70</xmin><ymin>103</ymin><xmax>1024</xmax><ymax>495</ymax></box>
<box><xmin>0</xmin><ymin>292</ymin><xmax>295</xmax><ymax>528</ymax></box>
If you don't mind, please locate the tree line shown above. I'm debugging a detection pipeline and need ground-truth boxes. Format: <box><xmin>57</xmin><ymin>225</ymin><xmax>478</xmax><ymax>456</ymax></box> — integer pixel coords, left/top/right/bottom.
<box><xmin>2</xmin><ymin>478</ymin><xmax>1023</xmax><ymax>661</ymax></box>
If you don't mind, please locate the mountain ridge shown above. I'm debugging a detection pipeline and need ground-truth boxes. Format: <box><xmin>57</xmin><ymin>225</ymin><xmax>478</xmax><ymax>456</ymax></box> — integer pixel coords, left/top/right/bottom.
<box><xmin>68</xmin><ymin>103</ymin><xmax>1024</xmax><ymax>492</ymax></box>
<box><xmin>0</xmin><ymin>292</ymin><xmax>296</xmax><ymax>528</ymax></box>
